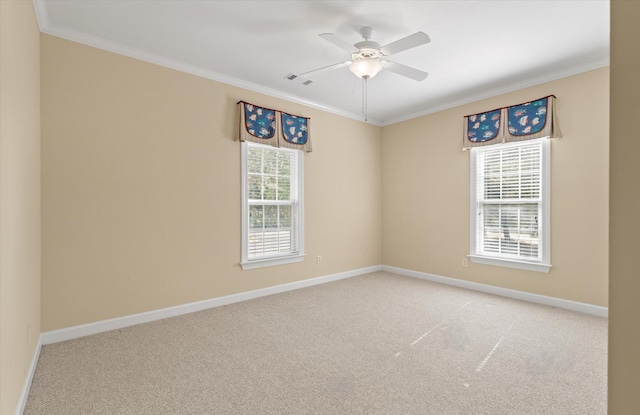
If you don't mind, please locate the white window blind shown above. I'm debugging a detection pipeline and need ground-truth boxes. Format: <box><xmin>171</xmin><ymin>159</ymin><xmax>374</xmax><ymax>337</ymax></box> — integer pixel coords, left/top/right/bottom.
<box><xmin>241</xmin><ymin>142</ymin><xmax>304</xmax><ymax>269</ymax></box>
<box><xmin>470</xmin><ymin>139</ymin><xmax>550</xmax><ymax>272</ymax></box>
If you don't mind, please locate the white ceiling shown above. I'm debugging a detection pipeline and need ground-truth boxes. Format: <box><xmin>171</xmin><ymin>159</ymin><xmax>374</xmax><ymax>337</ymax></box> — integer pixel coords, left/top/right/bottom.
<box><xmin>34</xmin><ymin>0</ymin><xmax>610</xmax><ymax>126</ymax></box>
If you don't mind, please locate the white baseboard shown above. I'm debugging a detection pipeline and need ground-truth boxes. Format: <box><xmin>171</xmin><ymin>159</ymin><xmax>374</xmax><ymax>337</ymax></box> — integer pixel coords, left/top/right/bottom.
<box><xmin>382</xmin><ymin>265</ymin><xmax>608</xmax><ymax>318</ymax></box>
<box><xmin>39</xmin><ymin>263</ymin><xmax>607</xmax><ymax>345</ymax></box>
<box><xmin>41</xmin><ymin>265</ymin><xmax>382</xmax><ymax>345</ymax></box>
<box><xmin>15</xmin><ymin>335</ymin><xmax>42</xmax><ymax>415</ymax></box>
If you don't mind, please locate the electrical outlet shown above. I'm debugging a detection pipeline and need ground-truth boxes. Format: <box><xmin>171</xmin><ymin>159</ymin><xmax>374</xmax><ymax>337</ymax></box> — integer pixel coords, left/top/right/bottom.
<box><xmin>317</xmin><ymin>255</ymin><xmax>323</xmax><ymax>264</ymax></box>
<box><xmin>461</xmin><ymin>258</ymin><xmax>468</xmax><ymax>268</ymax></box>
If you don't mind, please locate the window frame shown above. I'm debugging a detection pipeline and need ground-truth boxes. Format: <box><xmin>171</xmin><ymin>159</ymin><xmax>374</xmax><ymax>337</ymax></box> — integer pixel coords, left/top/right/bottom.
<box><xmin>240</xmin><ymin>141</ymin><xmax>305</xmax><ymax>270</ymax></box>
<box><xmin>469</xmin><ymin>138</ymin><xmax>551</xmax><ymax>273</ymax></box>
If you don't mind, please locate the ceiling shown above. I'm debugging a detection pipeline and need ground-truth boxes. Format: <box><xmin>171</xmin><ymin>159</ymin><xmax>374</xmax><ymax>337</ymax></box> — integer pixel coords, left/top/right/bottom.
<box><xmin>34</xmin><ymin>0</ymin><xmax>610</xmax><ymax>126</ymax></box>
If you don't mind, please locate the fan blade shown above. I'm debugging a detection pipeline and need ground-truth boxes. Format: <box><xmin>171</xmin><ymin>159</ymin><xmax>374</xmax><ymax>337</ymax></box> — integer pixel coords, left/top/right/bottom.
<box><xmin>319</xmin><ymin>33</ymin><xmax>357</xmax><ymax>53</ymax></box>
<box><xmin>383</xmin><ymin>61</ymin><xmax>429</xmax><ymax>81</ymax></box>
<box><xmin>299</xmin><ymin>61</ymin><xmax>351</xmax><ymax>77</ymax></box>
<box><xmin>380</xmin><ymin>32</ymin><xmax>431</xmax><ymax>56</ymax></box>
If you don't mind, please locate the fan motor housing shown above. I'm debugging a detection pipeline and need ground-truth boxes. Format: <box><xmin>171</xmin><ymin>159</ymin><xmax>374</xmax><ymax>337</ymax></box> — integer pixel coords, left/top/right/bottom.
<box><xmin>353</xmin><ymin>46</ymin><xmax>383</xmax><ymax>60</ymax></box>
<box><xmin>355</xmin><ymin>40</ymin><xmax>382</xmax><ymax>50</ymax></box>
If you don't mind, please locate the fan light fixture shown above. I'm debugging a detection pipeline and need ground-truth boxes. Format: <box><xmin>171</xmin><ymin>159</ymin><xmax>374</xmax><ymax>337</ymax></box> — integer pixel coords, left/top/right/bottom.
<box><xmin>348</xmin><ymin>57</ymin><xmax>384</xmax><ymax>79</ymax></box>
<box><xmin>348</xmin><ymin>49</ymin><xmax>386</xmax><ymax>121</ymax></box>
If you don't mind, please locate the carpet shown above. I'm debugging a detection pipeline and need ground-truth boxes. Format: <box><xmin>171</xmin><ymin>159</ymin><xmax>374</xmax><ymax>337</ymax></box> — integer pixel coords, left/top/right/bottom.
<box><xmin>24</xmin><ymin>272</ymin><xmax>607</xmax><ymax>414</ymax></box>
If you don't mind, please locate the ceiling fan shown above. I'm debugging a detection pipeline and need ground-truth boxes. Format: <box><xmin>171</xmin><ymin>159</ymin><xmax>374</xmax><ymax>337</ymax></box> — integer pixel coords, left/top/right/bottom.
<box><xmin>286</xmin><ymin>26</ymin><xmax>430</xmax><ymax>122</ymax></box>
<box><xmin>292</xmin><ymin>26</ymin><xmax>430</xmax><ymax>83</ymax></box>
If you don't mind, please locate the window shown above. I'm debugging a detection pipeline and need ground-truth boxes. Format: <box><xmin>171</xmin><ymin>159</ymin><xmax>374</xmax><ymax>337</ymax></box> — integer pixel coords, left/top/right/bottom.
<box><xmin>469</xmin><ymin>138</ymin><xmax>550</xmax><ymax>272</ymax></box>
<box><xmin>241</xmin><ymin>141</ymin><xmax>304</xmax><ymax>270</ymax></box>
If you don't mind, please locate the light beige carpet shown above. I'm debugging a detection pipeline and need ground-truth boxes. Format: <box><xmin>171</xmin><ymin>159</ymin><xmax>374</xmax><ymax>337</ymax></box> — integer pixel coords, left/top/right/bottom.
<box><xmin>25</xmin><ymin>272</ymin><xmax>607</xmax><ymax>414</ymax></box>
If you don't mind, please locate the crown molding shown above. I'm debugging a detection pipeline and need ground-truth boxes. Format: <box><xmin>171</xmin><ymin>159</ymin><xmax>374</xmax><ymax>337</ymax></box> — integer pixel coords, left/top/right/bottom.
<box><xmin>382</xmin><ymin>58</ymin><xmax>610</xmax><ymax>126</ymax></box>
<box><xmin>32</xmin><ymin>0</ymin><xmax>49</xmax><ymax>30</ymax></box>
<box><xmin>31</xmin><ymin>0</ymin><xmax>607</xmax><ymax>128</ymax></box>
<box><xmin>34</xmin><ymin>15</ymin><xmax>383</xmax><ymax>127</ymax></box>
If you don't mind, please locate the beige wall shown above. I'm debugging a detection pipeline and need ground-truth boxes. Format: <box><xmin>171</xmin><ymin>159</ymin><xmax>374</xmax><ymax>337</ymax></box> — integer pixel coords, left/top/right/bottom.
<box><xmin>15</xmin><ymin>3</ymin><xmax>640</xmax><ymax>412</ymax></box>
<box><xmin>22</xmin><ymin>1</ymin><xmax>640</xmax><ymax>412</ymax></box>
<box><xmin>0</xmin><ymin>1</ymin><xmax>42</xmax><ymax>414</ymax></box>
<box><xmin>609</xmin><ymin>0</ymin><xmax>640</xmax><ymax>412</ymax></box>
<box><xmin>40</xmin><ymin>35</ymin><xmax>382</xmax><ymax>332</ymax></box>
<box><xmin>41</xmin><ymin>31</ymin><xmax>611</xmax><ymax>333</ymax></box>
<box><xmin>382</xmin><ymin>68</ymin><xmax>609</xmax><ymax>307</ymax></box>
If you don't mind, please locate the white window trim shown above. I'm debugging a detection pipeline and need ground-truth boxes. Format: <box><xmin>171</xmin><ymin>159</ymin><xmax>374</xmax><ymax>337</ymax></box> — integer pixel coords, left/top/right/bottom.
<box><xmin>240</xmin><ymin>141</ymin><xmax>305</xmax><ymax>270</ymax></box>
<box><xmin>469</xmin><ymin>138</ymin><xmax>551</xmax><ymax>273</ymax></box>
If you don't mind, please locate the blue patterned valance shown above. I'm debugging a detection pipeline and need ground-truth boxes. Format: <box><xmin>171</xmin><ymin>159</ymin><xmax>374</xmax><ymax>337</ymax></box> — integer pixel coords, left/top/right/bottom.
<box><xmin>465</xmin><ymin>109</ymin><xmax>502</xmax><ymax>144</ymax></box>
<box><xmin>281</xmin><ymin>112</ymin><xmax>309</xmax><ymax>145</ymax></box>
<box><xmin>242</xmin><ymin>103</ymin><xmax>276</xmax><ymax>140</ymax></box>
<box><xmin>463</xmin><ymin>95</ymin><xmax>560</xmax><ymax>150</ymax></box>
<box><xmin>238</xmin><ymin>101</ymin><xmax>312</xmax><ymax>152</ymax></box>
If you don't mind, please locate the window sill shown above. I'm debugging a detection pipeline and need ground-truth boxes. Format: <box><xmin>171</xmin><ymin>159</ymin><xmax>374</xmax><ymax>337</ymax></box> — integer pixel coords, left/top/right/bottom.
<box><xmin>468</xmin><ymin>254</ymin><xmax>551</xmax><ymax>273</ymax></box>
<box><xmin>240</xmin><ymin>254</ymin><xmax>305</xmax><ymax>270</ymax></box>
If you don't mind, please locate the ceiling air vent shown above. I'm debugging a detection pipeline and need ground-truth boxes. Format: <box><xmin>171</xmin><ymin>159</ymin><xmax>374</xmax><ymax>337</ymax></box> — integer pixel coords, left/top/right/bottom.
<box><xmin>285</xmin><ymin>73</ymin><xmax>313</xmax><ymax>85</ymax></box>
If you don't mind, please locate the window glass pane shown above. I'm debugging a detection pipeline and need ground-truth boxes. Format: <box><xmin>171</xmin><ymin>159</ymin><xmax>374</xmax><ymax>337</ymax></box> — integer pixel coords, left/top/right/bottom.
<box><xmin>501</xmin><ymin>150</ymin><xmax>519</xmax><ymax>174</ymax></box>
<box><xmin>264</xmin><ymin>205</ymin><xmax>278</xmax><ymax>229</ymax></box>
<box><xmin>263</xmin><ymin>176</ymin><xmax>277</xmax><ymax>200</ymax></box>
<box><xmin>500</xmin><ymin>205</ymin><xmax>519</xmax><ymax>255</ymax></box>
<box><xmin>521</xmin><ymin>149</ymin><xmax>540</xmax><ymax>168</ymax></box>
<box><xmin>482</xmin><ymin>204</ymin><xmax>501</xmax><ymax>253</ymax></box>
<box><xmin>502</xmin><ymin>175</ymin><xmax>519</xmax><ymax>198</ymax></box>
<box><xmin>484</xmin><ymin>176</ymin><xmax>501</xmax><ymax>199</ymax></box>
<box><xmin>277</xmin><ymin>152</ymin><xmax>291</xmax><ymax>176</ymax></box>
<box><xmin>517</xmin><ymin>204</ymin><xmax>539</xmax><ymax>258</ymax></box>
<box><xmin>252</xmin><ymin>205</ymin><xmax>288</xmax><ymax>256</ymax></box>
<box><xmin>263</xmin><ymin>150</ymin><xmax>277</xmax><ymax>175</ymax></box>
<box><xmin>249</xmin><ymin>205</ymin><xmax>263</xmax><ymax>229</ymax></box>
<box><xmin>279</xmin><ymin>205</ymin><xmax>292</xmax><ymax>229</ymax></box>
<box><xmin>248</xmin><ymin>147</ymin><xmax>262</xmax><ymax>174</ymax></box>
<box><xmin>520</xmin><ymin>173</ymin><xmax>539</xmax><ymax>198</ymax></box>
<box><xmin>248</xmin><ymin>175</ymin><xmax>262</xmax><ymax>200</ymax></box>
<box><xmin>483</xmin><ymin>204</ymin><xmax>500</xmax><ymax>228</ymax></box>
<box><xmin>519</xmin><ymin>240</ymin><xmax>538</xmax><ymax>258</ymax></box>
<box><xmin>484</xmin><ymin>158</ymin><xmax>501</xmax><ymax>176</ymax></box>
<box><xmin>278</xmin><ymin>206</ymin><xmax>292</xmax><ymax>251</ymax></box>
<box><xmin>249</xmin><ymin>205</ymin><xmax>287</xmax><ymax>256</ymax></box>
<box><xmin>278</xmin><ymin>177</ymin><xmax>290</xmax><ymax>200</ymax></box>
<box><xmin>480</xmin><ymin>143</ymin><xmax>542</xmax><ymax>201</ymax></box>
<box><xmin>480</xmin><ymin>202</ymin><xmax>540</xmax><ymax>258</ymax></box>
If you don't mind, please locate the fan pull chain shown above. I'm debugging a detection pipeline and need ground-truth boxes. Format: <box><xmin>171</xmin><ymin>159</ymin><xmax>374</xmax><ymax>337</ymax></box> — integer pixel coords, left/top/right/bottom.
<box><xmin>361</xmin><ymin>77</ymin><xmax>365</xmax><ymax>115</ymax></box>
<box><xmin>363</xmin><ymin>76</ymin><xmax>368</xmax><ymax>122</ymax></box>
